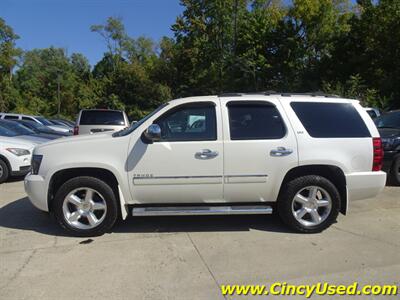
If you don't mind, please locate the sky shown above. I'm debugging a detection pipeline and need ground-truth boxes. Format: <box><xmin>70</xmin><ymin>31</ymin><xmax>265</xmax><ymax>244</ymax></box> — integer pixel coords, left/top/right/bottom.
<box><xmin>1</xmin><ymin>0</ymin><xmax>357</xmax><ymax>67</ymax></box>
<box><xmin>1</xmin><ymin>0</ymin><xmax>184</xmax><ymax>66</ymax></box>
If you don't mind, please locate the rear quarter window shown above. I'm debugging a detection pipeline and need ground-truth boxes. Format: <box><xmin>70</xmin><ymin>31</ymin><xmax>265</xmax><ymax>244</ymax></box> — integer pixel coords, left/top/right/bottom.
<box><xmin>291</xmin><ymin>102</ymin><xmax>370</xmax><ymax>138</ymax></box>
<box><xmin>79</xmin><ymin>110</ymin><xmax>125</xmax><ymax>126</ymax></box>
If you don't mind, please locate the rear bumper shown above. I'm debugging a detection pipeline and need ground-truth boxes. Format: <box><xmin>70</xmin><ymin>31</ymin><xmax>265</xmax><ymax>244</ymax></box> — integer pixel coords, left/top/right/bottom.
<box><xmin>24</xmin><ymin>174</ymin><xmax>48</xmax><ymax>211</ymax></box>
<box><xmin>346</xmin><ymin>171</ymin><xmax>386</xmax><ymax>201</ymax></box>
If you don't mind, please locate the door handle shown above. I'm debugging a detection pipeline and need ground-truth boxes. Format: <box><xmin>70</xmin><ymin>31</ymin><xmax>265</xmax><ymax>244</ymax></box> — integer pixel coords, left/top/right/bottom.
<box><xmin>195</xmin><ymin>149</ymin><xmax>219</xmax><ymax>160</ymax></box>
<box><xmin>270</xmin><ymin>147</ymin><xmax>293</xmax><ymax>157</ymax></box>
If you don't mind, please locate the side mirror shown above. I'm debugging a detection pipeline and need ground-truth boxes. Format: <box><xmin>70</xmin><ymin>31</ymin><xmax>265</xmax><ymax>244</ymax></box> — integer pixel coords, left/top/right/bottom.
<box><xmin>131</xmin><ymin>121</ymin><xmax>137</xmax><ymax>126</ymax></box>
<box><xmin>144</xmin><ymin>124</ymin><xmax>161</xmax><ymax>142</ymax></box>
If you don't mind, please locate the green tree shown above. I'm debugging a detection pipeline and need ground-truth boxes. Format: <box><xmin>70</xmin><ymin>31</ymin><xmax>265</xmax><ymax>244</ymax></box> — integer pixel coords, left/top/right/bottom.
<box><xmin>0</xmin><ymin>18</ymin><xmax>22</xmax><ymax>111</ymax></box>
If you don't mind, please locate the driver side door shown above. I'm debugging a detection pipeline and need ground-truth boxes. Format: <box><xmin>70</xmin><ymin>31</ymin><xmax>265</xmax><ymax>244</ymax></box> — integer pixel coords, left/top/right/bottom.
<box><xmin>127</xmin><ymin>100</ymin><xmax>224</xmax><ymax>204</ymax></box>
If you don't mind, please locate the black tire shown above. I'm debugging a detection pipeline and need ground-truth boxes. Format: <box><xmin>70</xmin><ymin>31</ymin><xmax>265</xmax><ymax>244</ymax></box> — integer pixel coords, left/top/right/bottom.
<box><xmin>389</xmin><ymin>156</ymin><xmax>400</xmax><ymax>186</ymax></box>
<box><xmin>277</xmin><ymin>175</ymin><xmax>340</xmax><ymax>233</ymax></box>
<box><xmin>52</xmin><ymin>176</ymin><xmax>118</xmax><ymax>237</ymax></box>
<box><xmin>0</xmin><ymin>159</ymin><xmax>9</xmax><ymax>184</ymax></box>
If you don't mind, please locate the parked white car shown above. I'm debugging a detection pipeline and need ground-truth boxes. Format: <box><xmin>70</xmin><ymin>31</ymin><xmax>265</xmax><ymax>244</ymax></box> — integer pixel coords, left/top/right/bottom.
<box><xmin>0</xmin><ymin>137</ymin><xmax>35</xmax><ymax>183</ymax></box>
<box><xmin>25</xmin><ymin>93</ymin><xmax>386</xmax><ymax>236</ymax></box>
<box><xmin>0</xmin><ymin>113</ymin><xmax>71</xmax><ymax>133</ymax></box>
<box><xmin>73</xmin><ymin>109</ymin><xmax>129</xmax><ymax>135</ymax></box>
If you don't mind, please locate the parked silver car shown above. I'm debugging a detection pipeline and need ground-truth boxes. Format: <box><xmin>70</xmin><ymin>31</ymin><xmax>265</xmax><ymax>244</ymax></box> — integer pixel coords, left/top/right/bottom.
<box><xmin>0</xmin><ymin>113</ymin><xmax>71</xmax><ymax>133</ymax></box>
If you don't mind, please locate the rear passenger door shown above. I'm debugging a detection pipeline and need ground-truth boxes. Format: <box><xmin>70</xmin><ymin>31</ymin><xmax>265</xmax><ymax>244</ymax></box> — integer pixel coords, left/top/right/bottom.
<box><xmin>221</xmin><ymin>97</ymin><xmax>298</xmax><ymax>202</ymax></box>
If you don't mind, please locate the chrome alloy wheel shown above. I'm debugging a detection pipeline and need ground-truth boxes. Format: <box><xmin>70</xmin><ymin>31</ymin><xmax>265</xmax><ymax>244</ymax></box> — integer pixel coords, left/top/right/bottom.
<box><xmin>0</xmin><ymin>164</ymin><xmax>3</xmax><ymax>178</ymax></box>
<box><xmin>291</xmin><ymin>186</ymin><xmax>332</xmax><ymax>227</ymax></box>
<box><xmin>62</xmin><ymin>187</ymin><xmax>107</xmax><ymax>230</ymax></box>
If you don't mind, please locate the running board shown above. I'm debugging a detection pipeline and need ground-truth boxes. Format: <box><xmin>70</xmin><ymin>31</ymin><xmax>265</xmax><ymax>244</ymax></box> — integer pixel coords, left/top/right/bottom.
<box><xmin>132</xmin><ymin>205</ymin><xmax>273</xmax><ymax>216</ymax></box>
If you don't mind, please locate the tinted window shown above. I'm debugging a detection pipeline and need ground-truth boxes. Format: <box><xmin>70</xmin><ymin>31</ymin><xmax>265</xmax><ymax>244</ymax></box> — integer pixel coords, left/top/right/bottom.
<box><xmin>80</xmin><ymin>110</ymin><xmax>125</xmax><ymax>126</ymax></box>
<box><xmin>154</xmin><ymin>103</ymin><xmax>216</xmax><ymax>141</ymax></box>
<box><xmin>4</xmin><ymin>115</ymin><xmax>19</xmax><ymax>120</ymax></box>
<box><xmin>366</xmin><ymin>110</ymin><xmax>377</xmax><ymax>119</ymax></box>
<box><xmin>291</xmin><ymin>102</ymin><xmax>370</xmax><ymax>138</ymax></box>
<box><xmin>0</xmin><ymin>126</ymin><xmax>18</xmax><ymax>137</ymax></box>
<box><xmin>228</xmin><ymin>102</ymin><xmax>286</xmax><ymax>140</ymax></box>
<box><xmin>0</xmin><ymin>121</ymin><xmax>35</xmax><ymax>135</ymax></box>
<box><xmin>22</xmin><ymin>117</ymin><xmax>34</xmax><ymax>121</ymax></box>
<box><xmin>35</xmin><ymin>117</ymin><xmax>53</xmax><ymax>126</ymax></box>
<box><xmin>375</xmin><ymin>111</ymin><xmax>400</xmax><ymax>129</ymax></box>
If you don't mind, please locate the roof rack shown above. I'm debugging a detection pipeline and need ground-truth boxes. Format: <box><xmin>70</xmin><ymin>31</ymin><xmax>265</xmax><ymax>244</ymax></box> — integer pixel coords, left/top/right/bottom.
<box><xmin>218</xmin><ymin>93</ymin><xmax>243</xmax><ymax>97</ymax></box>
<box><xmin>218</xmin><ymin>91</ymin><xmax>339</xmax><ymax>98</ymax></box>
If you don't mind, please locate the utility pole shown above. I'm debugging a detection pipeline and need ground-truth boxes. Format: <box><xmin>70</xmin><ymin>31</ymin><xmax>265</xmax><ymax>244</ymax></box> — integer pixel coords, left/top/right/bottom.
<box><xmin>57</xmin><ymin>72</ymin><xmax>61</xmax><ymax>117</ymax></box>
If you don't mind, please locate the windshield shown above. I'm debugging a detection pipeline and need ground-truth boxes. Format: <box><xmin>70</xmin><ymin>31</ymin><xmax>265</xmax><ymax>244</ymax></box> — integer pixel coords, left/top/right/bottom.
<box><xmin>113</xmin><ymin>103</ymin><xmax>169</xmax><ymax>137</ymax></box>
<box><xmin>36</xmin><ymin>117</ymin><xmax>53</xmax><ymax>126</ymax></box>
<box><xmin>0</xmin><ymin>121</ymin><xmax>36</xmax><ymax>135</ymax></box>
<box><xmin>0</xmin><ymin>126</ymin><xmax>18</xmax><ymax>137</ymax></box>
<box><xmin>375</xmin><ymin>111</ymin><xmax>400</xmax><ymax>129</ymax></box>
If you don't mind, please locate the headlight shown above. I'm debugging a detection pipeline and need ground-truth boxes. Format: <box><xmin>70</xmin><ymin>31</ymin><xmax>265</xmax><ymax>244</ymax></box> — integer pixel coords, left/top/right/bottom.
<box><xmin>31</xmin><ymin>155</ymin><xmax>43</xmax><ymax>175</ymax></box>
<box><xmin>6</xmin><ymin>148</ymin><xmax>31</xmax><ymax>156</ymax></box>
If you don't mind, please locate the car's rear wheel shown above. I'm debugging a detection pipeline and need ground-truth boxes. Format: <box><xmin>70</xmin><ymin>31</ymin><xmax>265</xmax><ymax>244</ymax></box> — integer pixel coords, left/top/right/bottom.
<box><xmin>389</xmin><ymin>156</ymin><xmax>400</xmax><ymax>186</ymax></box>
<box><xmin>52</xmin><ymin>176</ymin><xmax>118</xmax><ymax>236</ymax></box>
<box><xmin>278</xmin><ymin>175</ymin><xmax>340</xmax><ymax>233</ymax></box>
<box><xmin>0</xmin><ymin>159</ymin><xmax>9</xmax><ymax>184</ymax></box>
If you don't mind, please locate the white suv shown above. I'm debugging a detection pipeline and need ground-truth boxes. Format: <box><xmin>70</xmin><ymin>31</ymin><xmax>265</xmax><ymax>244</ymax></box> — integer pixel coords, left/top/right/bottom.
<box><xmin>0</xmin><ymin>137</ymin><xmax>34</xmax><ymax>183</ymax></box>
<box><xmin>73</xmin><ymin>109</ymin><xmax>129</xmax><ymax>135</ymax></box>
<box><xmin>25</xmin><ymin>93</ymin><xmax>386</xmax><ymax>236</ymax></box>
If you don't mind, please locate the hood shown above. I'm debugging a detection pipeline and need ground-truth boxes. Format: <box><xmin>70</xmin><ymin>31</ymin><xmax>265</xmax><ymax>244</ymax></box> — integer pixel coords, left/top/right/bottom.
<box><xmin>378</xmin><ymin>128</ymin><xmax>400</xmax><ymax>138</ymax></box>
<box><xmin>0</xmin><ymin>136</ymin><xmax>36</xmax><ymax>149</ymax></box>
<box><xmin>35</xmin><ymin>132</ymin><xmax>113</xmax><ymax>150</ymax></box>
<box><xmin>17</xmin><ymin>135</ymin><xmax>51</xmax><ymax>144</ymax></box>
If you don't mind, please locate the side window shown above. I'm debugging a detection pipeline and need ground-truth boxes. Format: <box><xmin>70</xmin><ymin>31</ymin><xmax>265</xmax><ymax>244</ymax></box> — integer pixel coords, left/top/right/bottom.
<box><xmin>228</xmin><ymin>102</ymin><xmax>286</xmax><ymax>140</ymax></box>
<box><xmin>22</xmin><ymin>117</ymin><xmax>34</xmax><ymax>122</ymax></box>
<box><xmin>4</xmin><ymin>115</ymin><xmax>19</xmax><ymax>120</ymax></box>
<box><xmin>154</xmin><ymin>102</ymin><xmax>217</xmax><ymax>141</ymax></box>
<box><xmin>291</xmin><ymin>102</ymin><xmax>371</xmax><ymax>138</ymax></box>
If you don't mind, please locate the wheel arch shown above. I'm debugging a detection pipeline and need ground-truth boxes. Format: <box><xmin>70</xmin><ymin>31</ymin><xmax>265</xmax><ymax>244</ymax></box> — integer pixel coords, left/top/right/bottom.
<box><xmin>0</xmin><ymin>154</ymin><xmax>11</xmax><ymax>170</ymax></box>
<box><xmin>0</xmin><ymin>154</ymin><xmax>11</xmax><ymax>177</ymax></box>
<box><xmin>48</xmin><ymin>167</ymin><xmax>125</xmax><ymax>216</ymax></box>
<box><xmin>278</xmin><ymin>164</ymin><xmax>347</xmax><ymax>215</ymax></box>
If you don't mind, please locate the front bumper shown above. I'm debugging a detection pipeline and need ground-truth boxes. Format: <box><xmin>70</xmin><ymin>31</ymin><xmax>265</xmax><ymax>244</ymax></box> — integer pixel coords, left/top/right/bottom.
<box><xmin>24</xmin><ymin>174</ymin><xmax>48</xmax><ymax>211</ymax></box>
<box><xmin>11</xmin><ymin>166</ymin><xmax>31</xmax><ymax>177</ymax></box>
<box><xmin>346</xmin><ymin>171</ymin><xmax>386</xmax><ymax>202</ymax></box>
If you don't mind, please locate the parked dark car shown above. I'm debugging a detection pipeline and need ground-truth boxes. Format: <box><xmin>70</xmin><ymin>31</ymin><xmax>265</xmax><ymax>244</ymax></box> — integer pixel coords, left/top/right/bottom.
<box><xmin>14</xmin><ymin>120</ymin><xmax>70</xmax><ymax>139</ymax></box>
<box><xmin>375</xmin><ymin>110</ymin><xmax>400</xmax><ymax>185</ymax></box>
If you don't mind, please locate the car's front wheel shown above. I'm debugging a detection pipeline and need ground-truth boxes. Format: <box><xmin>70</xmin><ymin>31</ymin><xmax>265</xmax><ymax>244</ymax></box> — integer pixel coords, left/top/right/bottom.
<box><xmin>0</xmin><ymin>159</ymin><xmax>9</xmax><ymax>184</ymax></box>
<box><xmin>52</xmin><ymin>176</ymin><xmax>118</xmax><ymax>236</ymax></box>
<box><xmin>278</xmin><ymin>175</ymin><xmax>340</xmax><ymax>233</ymax></box>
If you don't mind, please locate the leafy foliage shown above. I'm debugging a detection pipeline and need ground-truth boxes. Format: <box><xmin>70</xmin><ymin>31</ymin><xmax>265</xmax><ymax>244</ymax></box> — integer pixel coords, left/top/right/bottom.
<box><xmin>0</xmin><ymin>1</ymin><xmax>399</xmax><ymax>121</ymax></box>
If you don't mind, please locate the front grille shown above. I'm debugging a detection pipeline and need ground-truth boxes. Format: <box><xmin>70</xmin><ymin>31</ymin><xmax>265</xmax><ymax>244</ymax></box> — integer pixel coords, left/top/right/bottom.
<box><xmin>19</xmin><ymin>166</ymin><xmax>31</xmax><ymax>172</ymax></box>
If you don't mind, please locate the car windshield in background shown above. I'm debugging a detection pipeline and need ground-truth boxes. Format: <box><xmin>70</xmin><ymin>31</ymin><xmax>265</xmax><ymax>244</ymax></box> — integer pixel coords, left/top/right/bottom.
<box><xmin>0</xmin><ymin>121</ymin><xmax>35</xmax><ymax>135</ymax></box>
<box><xmin>35</xmin><ymin>117</ymin><xmax>53</xmax><ymax>126</ymax></box>
<box><xmin>374</xmin><ymin>111</ymin><xmax>400</xmax><ymax>129</ymax></box>
<box><xmin>0</xmin><ymin>126</ymin><xmax>18</xmax><ymax>137</ymax></box>
<box><xmin>80</xmin><ymin>110</ymin><xmax>125</xmax><ymax>125</ymax></box>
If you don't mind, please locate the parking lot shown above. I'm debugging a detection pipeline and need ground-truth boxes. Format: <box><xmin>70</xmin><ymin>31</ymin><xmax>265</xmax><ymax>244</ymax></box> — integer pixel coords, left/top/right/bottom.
<box><xmin>0</xmin><ymin>180</ymin><xmax>399</xmax><ymax>299</ymax></box>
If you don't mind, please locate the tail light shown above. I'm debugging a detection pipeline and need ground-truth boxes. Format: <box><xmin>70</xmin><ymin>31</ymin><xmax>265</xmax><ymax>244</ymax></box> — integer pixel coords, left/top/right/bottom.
<box><xmin>372</xmin><ymin>137</ymin><xmax>383</xmax><ymax>171</ymax></box>
<box><xmin>73</xmin><ymin>126</ymin><xmax>79</xmax><ymax>135</ymax></box>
